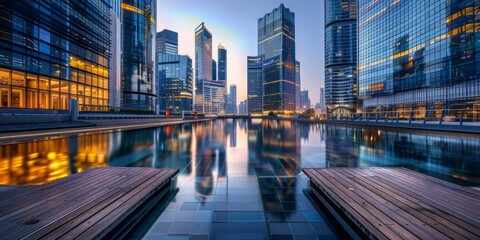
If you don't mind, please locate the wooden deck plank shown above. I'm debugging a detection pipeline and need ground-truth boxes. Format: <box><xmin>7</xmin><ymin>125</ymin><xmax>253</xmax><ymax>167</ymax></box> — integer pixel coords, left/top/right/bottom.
<box><xmin>327</xmin><ymin>168</ymin><xmax>449</xmax><ymax>240</ymax></box>
<box><xmin>372</xmin><ymin>168</ymin><xmax>480</xmax><ymax>219</ymax></box>
<box><xmin>304</xmin><ymin>168</ymin><xmax>409</xmax><ymax>240</ymax></box>
<box><xmin>26</xmin><ymin>168</ymin><xmax>171</xmax><ymax>239</ymax></box>
<box><xmin>5</xmin><ymin>168</ymin><xmax>155</xmax><ymax>239</ymax></box>
<box><xmin>303</xmin><ymin>168</ymin><xmax>480</xmax><ymax>240</ymax></box>
<box><xmin>0</xmin><ymin>167</ymin><xmax>178</xmax><ymax>239</ymax></box>
<box><xmin>0</xmin><ymin>168</ymin><xmax>136</xmax><ymax>225</ymax></box>
<box><xmin>337</xmin><ymin>168</ymin><xmax>478</xmax><ymax>239</ymax></box>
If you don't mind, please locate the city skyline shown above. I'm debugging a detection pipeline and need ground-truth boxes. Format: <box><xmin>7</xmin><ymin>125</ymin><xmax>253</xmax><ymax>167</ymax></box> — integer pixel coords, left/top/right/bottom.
<box><xmin>157</xmin><ymin>0</ymin><xmax>324</xmax><ymax>105</ymax></box>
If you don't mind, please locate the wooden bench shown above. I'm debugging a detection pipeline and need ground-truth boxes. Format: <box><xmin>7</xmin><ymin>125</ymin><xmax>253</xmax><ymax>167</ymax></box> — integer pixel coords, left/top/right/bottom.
<box><xmin>303</xmin><ymin>167</ymin><xmax>480</xmax><ymax>240</ymax></box>
<box><xmin>0</xmin><ymin>167</ymin><xmax>178</xmax><ymax>239</ymax></box>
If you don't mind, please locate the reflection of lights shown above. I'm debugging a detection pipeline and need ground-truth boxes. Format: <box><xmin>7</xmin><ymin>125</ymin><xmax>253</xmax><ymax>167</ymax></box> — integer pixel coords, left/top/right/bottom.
<box><xmin>47</xmin><ymin>152</ymin><xmax>57</xmax><ymax>160</ymax></box>
<box><xmin>50</xmin><ymin>162</ymin><xmax>60</xmax><ymax>169</ymax></box>
<box><xmin>28</xmin><ymin>153</ymin><xmax>39</xmax><ymax>159</ymax></box>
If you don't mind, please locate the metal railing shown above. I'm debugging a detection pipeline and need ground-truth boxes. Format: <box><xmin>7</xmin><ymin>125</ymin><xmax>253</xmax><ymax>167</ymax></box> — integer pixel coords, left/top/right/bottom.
<box><xmin>324</xmin><ymin>108</ymin><xmax>480</xmax><ymax>126</ymax></box>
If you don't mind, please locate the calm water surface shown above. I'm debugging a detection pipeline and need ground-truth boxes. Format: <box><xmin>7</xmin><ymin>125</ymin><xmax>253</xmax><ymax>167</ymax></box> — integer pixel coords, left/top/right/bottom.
<box><xmin>1</xmin><ymin>119</ymin><xmax>479</xmax><ymax>239</ymax></box>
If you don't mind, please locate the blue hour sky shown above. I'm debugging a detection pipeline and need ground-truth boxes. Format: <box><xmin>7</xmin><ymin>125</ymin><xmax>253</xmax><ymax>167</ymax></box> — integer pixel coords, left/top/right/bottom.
<box><xmin>157</xmin><ymin>0</ymin><xmax>325</xmax><ymax>105</ymax></box>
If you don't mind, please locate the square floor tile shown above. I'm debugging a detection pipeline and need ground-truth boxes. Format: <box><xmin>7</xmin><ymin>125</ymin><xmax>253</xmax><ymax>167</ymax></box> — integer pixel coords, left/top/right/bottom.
<box><xmin>180</xmin><ymin>202</ymin><xmax>199</xmax><ymax>211</ymax></box>
<box><xmin>190</xmin><ymin>222</ymin><xmax>211</xmax><ymax>235</ymax></box>
<box><xmin>268</xmin><ymin>223</ymin><xmax>292</xmax><ymax>235</ymax></box>
<box><xmin>168</xmin><ymin>222</ymin><xmax>192</xmax><ymax>235</ymax></box>
<box><xmin>151</xmin><ymin>222</ymin><xmax>172</xmax><ymax>233</ymax></box>
<box><xmin>289</xmin><ymin>223</ymin><xmax>314</xmax><ymax>235</ymax></box>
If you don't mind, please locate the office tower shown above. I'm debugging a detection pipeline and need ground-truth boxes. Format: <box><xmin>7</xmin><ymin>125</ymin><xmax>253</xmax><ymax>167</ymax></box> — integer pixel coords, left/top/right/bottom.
<box><xmin>109</xmin><ymin>0</ymin><xmax>122</xmax><ymax>109</ymax></box>
<box><xmin>156</xmin><ymin>53</ymin><xmax>193</xmax><ymax>113</ymax></box>
<box><xmin>121</xmin><ymin>0</ymin><xmax>156</xmax><ymax>111</ymax></box>
<box><xmin>358</xmin><ymin>0</ymin><xmax>480</xmax><ymax>117</ymax></box>
<box><xmin>325</xmin><ymin>0</ymin><xmax>357</xmax><ymax>115</ymax></box>
<box><xmin>258</xmin><ymin>4</ymin><xmax>296</xmax><ymax>114</ymax></box>
<box><xmin>247</xmin><ymin>56</ymin><xmax>263</xmax><ymax>114</ymax></box>
<box><xmin>0</xmin><ymin>1</ymin><xmax>110</xmax><ymax>111</ymax></box>
<box><xmin>239</xmin><ymin>100</ymin><xmax>248</xmax><ymax>115</ymax></box>
<box><xmin>295</xmin><ymin>61</ymin><xmax>301</xmax><ymax>112</ymax></box>
<box><xmin>156</xmin><ymin>29</ymin><xmax>178</xmax><ymax>55</ymax></box>
<box><xmin>226</xmin><ymin>84</ymin><xmax>237</xmax><ymax>114</ymax></box>
<box><xmin>212</xmin><ymin>60</ymin><xmax>217</xmax><ymax>80</ymax></box>
<box><xmin>320</xmin><ymin>87</ymin><xmax>325</xmax><ymax>108</ymax></box>
<box><xmin>194</xmin><ymin>23</ymin><xmax>225</xmax><ymax>115</ymax></box>
<box><xmin>300</xmin><ymin>90</ymin><xmax>311</xmax><ymax>111</ymax></box>
<box><xmin>218</xmin><ymin>44</ymin><xmax>227</xmax><ymax>81</ymax></box>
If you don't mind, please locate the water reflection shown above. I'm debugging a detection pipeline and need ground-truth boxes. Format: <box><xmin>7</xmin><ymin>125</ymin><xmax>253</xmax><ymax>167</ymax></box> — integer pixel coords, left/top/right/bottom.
<box><xmin>0</xmin><ymin>120</ymin><xmax>479</xmax><ymax>187</ymax></box>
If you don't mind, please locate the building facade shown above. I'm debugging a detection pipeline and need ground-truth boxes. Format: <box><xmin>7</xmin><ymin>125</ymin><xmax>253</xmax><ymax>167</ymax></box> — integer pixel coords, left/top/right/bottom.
<box><xmin>300</xmin><ymin>89</ymin><xmax>311</xmax><ymax>111</ymax></box>
<box><xmin>194</xmin><ymin>23</ymin><xmax>225</xmax><ymax>115</ymax></box>
<box><xmin>295</xmin><ymin>61</ymin><xmax>301</xmax><ymax>112</ymax></box>
<box><xmin>121</xmin><ymin>0</ymin><xmax>156</xmax><ymax>111</ymax></box>
<box><xmin>239</xmin><ymin>100</ymin><xmax>247</xmax><ymax>115</ymax></box>
<box><xmin>156</xmin><ymin>29</ymin><xmax>178</xmax><ymax>55</ymax></box>
<box><xmin>226</xmin><ymin>84</ymin><xmax>237</xmax><ymax>114</ymax></box>
<box><xmin>247</xmin><ymin>56</ymin><xmax>263</xmax><ymax>114</ymax></box>
<box><xmin>212</xmin><ymin>59</ymin><xmax>217</xmax><ymax>81</ymax></box>
<box><xmin>358</xmin><ymin>0</ymin><xmax>480</xmax><ymax>119</ymax></box>
<box><xmin>109</xmin><ymin>0</ymin><xmax>122</xmax><ymax>109</ymax></box>
<box><xmin>320</xmin><ymin>87</ymin><xmax>325</xmax><ymax>109</ymax></box>
<box><xmin>258</xmin><ymin>4</ymin><xmax>297</xmax><ymax>114</ymax></box>
<box><xmin>218</xmin><ymin>44</ymin><xmax>227</xmax><ymax>81</ymax></box>
<box><xmin>0</xmin><ymin>0</ymin><xmax>110</xmax><ymax>111</ymax></box>
<box><xmin>325</xmin><ymin>0</ymin><xmax>358</xmax><ymax>115</ymax></box>
<box><xmin>156</xmin><ymin>53</ymin><xmax>193</xmax><ymax>113</ymax></box>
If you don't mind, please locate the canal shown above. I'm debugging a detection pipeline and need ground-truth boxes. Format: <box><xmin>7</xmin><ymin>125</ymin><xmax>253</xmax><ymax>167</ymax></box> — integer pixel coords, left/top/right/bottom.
<box><xmin>1</xmin><ymin>119</ymin><xmax>479</xmax><ymax>239</ymax></box>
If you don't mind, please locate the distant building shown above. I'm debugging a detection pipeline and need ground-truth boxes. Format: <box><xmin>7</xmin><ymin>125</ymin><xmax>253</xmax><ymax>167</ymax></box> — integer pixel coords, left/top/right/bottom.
<box><xmin>156</xmin><ymin>53</ymin><xmax>193</xmax><ymax>113</ymax></box>
<box><xmin>258</xmin><ymin>4</ymin><xmax>296</xmax><ymax>114</ymax></box>
<box><xmin>300</xmin><ymin>90</ymin><xmax>311</xmax><ymax>111</ymax></box>
<box><xmin>194</xmin><ymin>23</ymin><xmax>225</xmax><ymax>115</ymax></box>
<box><xmin>295</xmin><ymin>61</ymin><xmax>301</xmax><ymax>113</ymax></box>
<box><xmin>239</xmin><ymin>100</ymin><xmax>248</xmax><ymax>115</ymax></box>
<box><xmin>225</xmin><ymin>85</ymin><xmax>237</xmax><ymax>114</ymax></box>
<box><xmin>218</xmin><ymin>44</ymin><xmax>227</xmax><ymax>81</ymax></box>
<box><xmin>156</xmin><ymin>29</ymin><xmax>178</xmax><ymax>55</ymax></box>
<box><xmin>319</xmin><ymin>87</ymin><xmax>325</xmax><ymax>109</ymax></box>
<box><xmin>212</xmin><ymin>59</ymin><xmax>217</xmax><ymax>81</ymax></box>
<box><xmin>325</xmin><ymin>0</ymin><xmax>357</xmax><ymax>115</ymax></box>
<box><xmin>247</xmin><ymin>56</ymin><xmax>263</xmax><ymax>114</ymax></box>
<box><xmin>109</xmin><ymin>0</ymin><xmax>122</xmax><ymax>108</ymax></box>
<box><xmin>358</xmin><ymin>0</ymin><xmax>480</xmax><ymax>117</ymax></box>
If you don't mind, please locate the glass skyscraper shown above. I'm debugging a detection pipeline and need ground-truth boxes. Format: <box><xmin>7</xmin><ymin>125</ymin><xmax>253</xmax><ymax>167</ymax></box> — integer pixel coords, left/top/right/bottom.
<box><xmin>109</xmin><ymin>0</ymin><xmax>122</xmax><ymax>109</ymax></box>
<box><xmin>218</xmin><ymin>44</ymin><xmax>227</xmax><ymax>81</ymax></box>
<box><xmin>247</xmin><ymin>56</ymin><xmax>263</xmax><ymax>114</ymax></box>
<box><xmin>258</xmin><ymin>4</ymin><xmax>297</xmax><ymax>114</ymax></box>
<box><xmin>212</xmin><ymin>59</ymin><xmax>217</xmax><ymax>81</ymax></box>
<box><xmin>156</xmin><ymin>29</ymin><xmax>178</xmax><ymax>55</ymax></box>
<box><xmin>358</xmin><ymin>0</ymin><xmax>480</xmax><ymax>119</ymax></box>
<box><xmin>325</xmin><ymin>0</ymin><xmax>358</xmax><ymax>115</ymax></box>
<box><xmin>194</xmin><ymin>23</ymin><xmax>225</xmax><ymax>115</ymax></box>
<box><xmin>121</xmin><ymin>0</ymin><xmax>156</xmax><ymax>111</ymax></box>
<box><xmin>0</xmin><ymin>0</ymin><xmax>110</xmax><ymax>111</ymax></box>
<box><xmin>295</xmin><ymin>61</ymin><xmax>301</xmax><ymax>112</ymax></box>
<box><xmin>156</xmin><ymin>53</ymin><xmax>193</xmax><ymax>113</ymax></box>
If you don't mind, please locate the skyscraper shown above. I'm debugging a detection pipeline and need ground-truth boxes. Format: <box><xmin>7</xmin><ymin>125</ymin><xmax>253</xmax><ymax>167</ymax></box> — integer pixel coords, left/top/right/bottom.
<box><xmin>212</xmin><ymin>59</ymin><xmax>217</xmax><ymax>81</ymax></box>
<box><xmin>109</xmin><ymin>0</ymin><xmax>122</xmax><ymax>109</ymax></box>
<box><xmin>358</xmin><ymin>0</ymin><xmax>480</xmax><ymax>118</ymax></box>
<box><xmin>300</xmin><ymin>90</ymin><xmax>311</xmax><ymax>111</ymax></box>
<box><xmin>156</xmin><ymin>29</ymin><xmax>178</xmax><ymax>55</ymax></box>
<box><xmin>194</xmin><ymin>23</ymin><xmax>225</xmax><ymax>115</ymax></box>
<box><xmin>325</xmin><ymin>0</ymin><xmax>357</xmax><ymax>115</ymax></box>
<box><xmin>0</xmin><ymin>0</ymin><xmax>110</xmax><ymax>111</ymax></box>
<box><xmin>320</xmin><ymin>87</ymin><xmax>325</xmax><ymax>109</ymax></box>
<box><xmin>258</xmin><ymin>4</ymin><xmax>296</xmax><ymax>114</ymax></box>
<box><xmin>295</xmin><ymin>61</ymin><xmax>301</xmax><ymax>112</ymax></box>
<box><xmin>218</xmin><ymin>44</ymin><xmax>227</xmax><ymax>81</ymax></box>
<box><xmin>247</xmin><ymin>56</ymin><xmax>263</xmax><ymax>114</ymax></box>
<box><xmin>226</xmin><ymin>84</ymin><xmax>237</xmax><ymax>114</ymax></box>
<box><xmin>156</xmin><ymin>53</ymin><xmax>193</xmax><ymax>113</ymax></box>
<box><xmin>121</xmin><ymin>0</ymin><xmax>157</xmax><ymax>111</ymax></box>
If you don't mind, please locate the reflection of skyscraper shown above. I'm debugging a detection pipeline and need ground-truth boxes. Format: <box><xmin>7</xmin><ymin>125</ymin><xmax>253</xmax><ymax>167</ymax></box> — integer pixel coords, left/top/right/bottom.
<box><xmin>325</xmin><ymin>0</ymin><xmax>357</xmax><ymax>115</ymax></box>
<box><xmin>258</xmin><ymin>4</ymin><xmax>296</xmax><ymax>114</ymax></box>
<box><xmin>154</xmin><ymin>125</ymin><xmax>192</xmax><ymax>175</ymax></box>
<box><xmin>247</xmin><ymin>56</ymin><xmax>264</xmax><ymax>114</ymax></box>
<box><xmin>194</xmin><ymin>23</ymin><xmax>225</xmax><ymax>115</ymax></box>
<box><xmin>325</xmin><ymin>125</ymin><xmax>359</xmax><ymax>167</ymax></box>
<box><xmin>358</xmin><ymin>0</ymin><xmax>480</xmax><ymax>117</ymax></box>
<box><xmin>121</xmin><ymin>0</ymin><xmax>157</xmax><ymax>110</ymax></box>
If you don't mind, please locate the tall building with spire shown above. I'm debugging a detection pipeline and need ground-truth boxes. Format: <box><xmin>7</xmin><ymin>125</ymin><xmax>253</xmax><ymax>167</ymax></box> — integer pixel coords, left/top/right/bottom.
<box><xmin>194</xmin><ymin>23</ymin><xmax>225</xmax><ymax>115</ymax></box>
<box><xmin>258</xmin><ymin>4</ymin><xmax>297</xmax><ymax>114</ymax></box>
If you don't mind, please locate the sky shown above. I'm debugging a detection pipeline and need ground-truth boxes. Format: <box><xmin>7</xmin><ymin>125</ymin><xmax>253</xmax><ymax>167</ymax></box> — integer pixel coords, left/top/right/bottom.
<box><xmin>156</xmin><ymin>0</ymin><xmax>325</xmax><ymax>105</ymax></box>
